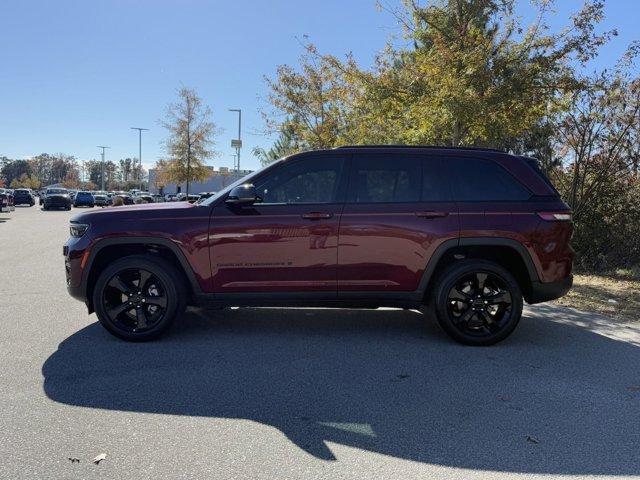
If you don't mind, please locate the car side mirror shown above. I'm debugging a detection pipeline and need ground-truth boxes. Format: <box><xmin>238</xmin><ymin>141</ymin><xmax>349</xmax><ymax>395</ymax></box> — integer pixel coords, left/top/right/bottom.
<box><xmin>225</xmin><ymin>184</ymin><xmax>258</xmax><ymax>207</ymax></box>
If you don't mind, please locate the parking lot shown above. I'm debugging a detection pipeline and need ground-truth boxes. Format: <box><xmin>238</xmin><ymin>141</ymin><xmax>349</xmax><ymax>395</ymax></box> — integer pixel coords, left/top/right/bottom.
<box><xmin>1</xmin><ymin>205</ymin><xmax>640</xmax><ymax>479</ymax></box>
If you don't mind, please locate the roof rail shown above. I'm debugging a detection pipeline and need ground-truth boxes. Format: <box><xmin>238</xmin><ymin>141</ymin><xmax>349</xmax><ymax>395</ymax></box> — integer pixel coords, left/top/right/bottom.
<box><xmin>334</xmin><ymin>144</ymin><xmax>505</xmax><ymax>153</ymax></box>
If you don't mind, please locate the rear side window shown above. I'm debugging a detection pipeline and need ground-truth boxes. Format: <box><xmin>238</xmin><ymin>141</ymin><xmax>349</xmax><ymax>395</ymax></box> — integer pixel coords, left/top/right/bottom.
<box><xmin>349</xmin><ymin>155</ymin><xmax>421</xmax><ymax>203</ymax></box>
<box><xmin>443</xmin><ymin>157</ymin><xmax>531</xmax><ymax>201</ymax></box>
<box><xmin>422</xmin><ymin>158</ymin><xmax>452</xmax><ymax>201</ymax></box>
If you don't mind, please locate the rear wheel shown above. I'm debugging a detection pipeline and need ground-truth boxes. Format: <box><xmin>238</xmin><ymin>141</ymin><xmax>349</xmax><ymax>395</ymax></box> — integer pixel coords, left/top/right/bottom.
<box><xmin>432</xmin><ymin>260</ymin><xmax>523</xmax><ymax>346</ymax></box>
<box><xmin>92</xmin><ymin>255</ymin><xmax>186</xmax><ymax>341</ymax></box>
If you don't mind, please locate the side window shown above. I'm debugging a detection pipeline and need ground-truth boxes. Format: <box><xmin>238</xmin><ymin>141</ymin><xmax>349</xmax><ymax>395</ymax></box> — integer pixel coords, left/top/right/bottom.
<box><xmin>443</xmin><ymin>157</ymin><xmax>531</xmax><ymax>201</ymax></box>
<box><xmin>350</xmin><ymin>155</ymin><xmax>421</xmax><ymax>203</ymax></box>
<box><xmin>254</xmin><ymin>157</ymin><xmax>343</xmax><ymax>205</ymax></box>
<box><xmin>422</xmin><ymin>157</ymin><xmax>452</xmax><ymax>201</ymax></box>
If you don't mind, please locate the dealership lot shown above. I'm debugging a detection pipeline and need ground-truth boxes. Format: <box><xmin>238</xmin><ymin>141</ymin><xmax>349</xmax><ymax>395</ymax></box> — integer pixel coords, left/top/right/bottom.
<box><xmin>1</xmin><ymin>205</ymin><xmax>640</xmax><ymax>479</ymax></box>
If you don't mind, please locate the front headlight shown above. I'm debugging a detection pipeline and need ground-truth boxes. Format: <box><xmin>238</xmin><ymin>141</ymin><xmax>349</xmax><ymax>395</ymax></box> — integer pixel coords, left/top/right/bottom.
<box><xmin>70</xmin><ymin>223</ymin><xmax>90</xmax><ymax>237</ymax></box>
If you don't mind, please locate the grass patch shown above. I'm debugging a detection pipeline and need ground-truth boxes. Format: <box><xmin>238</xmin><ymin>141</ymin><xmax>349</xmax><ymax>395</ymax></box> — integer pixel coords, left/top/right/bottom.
<box><xmin>554</xmin><ymin>271</ymin><xmax>640</xmax><ymax>322</ymax></box>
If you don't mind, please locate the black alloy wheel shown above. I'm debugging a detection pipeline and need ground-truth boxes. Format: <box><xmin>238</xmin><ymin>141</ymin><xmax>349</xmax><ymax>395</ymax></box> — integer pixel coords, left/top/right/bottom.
<box><xmin>433</xmin><ymin>260</ymin><xmax>523</xmax><ymax>346</ymax></box>
<box><xmin>93</xmin><ymin>255</ymin><xmax>186</xmax><ymax>341</ymax></box>
<box><xmin>102</xmin><ymin>268</ymin><xmax>168</xmax><ymax>333</ymax></box>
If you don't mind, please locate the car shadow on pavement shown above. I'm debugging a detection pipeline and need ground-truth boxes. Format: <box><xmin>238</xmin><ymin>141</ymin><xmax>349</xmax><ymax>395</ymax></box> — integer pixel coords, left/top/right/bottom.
<box><xmin>43</xmin><ymin>305</ymin><xmax>640</xmax><ymax>475</ymax></box>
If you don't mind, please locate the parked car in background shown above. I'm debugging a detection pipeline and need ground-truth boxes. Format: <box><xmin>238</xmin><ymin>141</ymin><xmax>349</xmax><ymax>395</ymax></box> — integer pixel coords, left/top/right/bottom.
<box><xmin>12</xmin><ymin>189</ymin><xmax>35</xmax><ymax>206</ymax></box>
<box><xmin>64</xmin><ymin>145</ymin><xmax>573</xmax><ymax>345</ymax></box>
<box><xmin>112</xmin><ymin>194</ymin><xmax>134</xmax><ymax>205</ymax></box>
<box><xmin>0</xmin><ymin>188</ymin><xmax>15</xmax><ymax>211</ymax></box>
<box><xmin>0</xmin><ymin>190</ymin><xmax>12</xmax><ymax>213</ymax></box>
<box><xmin>151</xmin><ymin>194</ymin><xmax>165</xmax><ymax>203</ymax></box>
<box><xmin>176</xmin><ymin>193</ymin><xmax>200</xmax><ymax>203</ymax></box>
<box><xmin>134</xmin><ymin>194</ymin><xmax>154</xmax><ymax>204</ymax></box>
<box><xmin>43</xmin><ymin>188</ymin><xmax>71</xmax><ymax>210</ymax></box>
<box><xmin>93</xmin><ymin>192</ymin><xmax>110</xmax><ymax>207</ymax></box>
<box><xmin>164</xmin><ymin>194</ymin><xmax>177</xmax><ymax>202</ymax></box>
<box><xmin>196</xmin><ymin>192</ymin><xmax>216</xmax><ymax>204</ymax></box>
<box><xmin>73</xmin><ymin>191</ymin><xmax>95</xmax><ymax>208</ymax></box>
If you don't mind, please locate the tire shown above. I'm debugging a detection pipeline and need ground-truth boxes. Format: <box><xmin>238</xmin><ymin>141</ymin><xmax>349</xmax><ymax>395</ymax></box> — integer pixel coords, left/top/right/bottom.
<box><xmin>431</xmin><ymin>260</ymin><xmax>523</xmax><ymax>346</ymax></box>
<box><xmin>66</xmin><ymin>205</ymin><xmax>71</xmax><ymax>210</ymax></box>
<box><xmin>92</xmin><ymin>255</ymin><xmax>187</xmax><ymax>341</ymax></box>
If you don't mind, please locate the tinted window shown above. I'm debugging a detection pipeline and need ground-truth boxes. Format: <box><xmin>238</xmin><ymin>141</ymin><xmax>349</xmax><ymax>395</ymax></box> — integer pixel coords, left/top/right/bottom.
<box><xmin>422</xmin><ymin>158</ymin><xmax>452</xmax><ymax>201</ymax></box>
<box><xmin>350</xmin><ymin>155</ymin><xmax>421</xmax><ymax>203</ymax></box>
<box><xmin>444</xmin><ymin>157</ymin><xmax>531</xmax><ymax>201</ymax></box>
<box><xmin>255</xmin><ymin>157</ymin><xmax>343</xmax><ymax>204</ymax></box>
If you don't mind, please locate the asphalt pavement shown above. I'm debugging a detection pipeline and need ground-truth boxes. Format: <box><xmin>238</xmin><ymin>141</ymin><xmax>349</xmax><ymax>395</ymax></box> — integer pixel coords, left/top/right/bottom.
<box><xmin>1</xmin><ymin>205</ymin><xmax>640</xmax><ymax>479</ymax></box>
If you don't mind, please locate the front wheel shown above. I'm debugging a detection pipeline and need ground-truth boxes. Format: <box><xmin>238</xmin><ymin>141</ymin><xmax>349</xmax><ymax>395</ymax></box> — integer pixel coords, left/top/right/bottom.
<box><xmin>432</xmin><ymin>260</ymin><xmax>523</xmax><ymax>346</ymax></box>
<box><xmin>93</xmin><ymin>255</ymin><xmax>187</xmax><ymax>341</ymax></box>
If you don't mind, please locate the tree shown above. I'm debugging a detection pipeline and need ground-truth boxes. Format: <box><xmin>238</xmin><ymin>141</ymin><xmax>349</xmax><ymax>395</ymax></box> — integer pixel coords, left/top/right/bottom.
<box><xmin>9</xmin><ymin>173</ymin><xmax>39</xmax><ymax>189</ymax></box>
<box><xmin>84</xmin><ymin>160</ymin><xmax>103</xmax><ymax>188</ymax></box>
<box><xmin>1</xmin><ymin>159</ymin><xmax>32</xmax><ymax>185</ymax></box>
<box><xmin>161</xmin><ymin>87</ymin><xmax>217</xmax><ymax>195</ymax></box>
<box><xmin>118</xmin><ymin>158</ymin><xmax>134</xmax><ymax>183</ymax></box>
<box><xmin>263</xmin><ymin>45</ymin><xmax>357</xmax><ymax>149</ymax></box>
<box><xmin>263</xmin><ymin>1</ymin><xmax>614</xmax><ymax>149</ymax></box>
<box><xmin>252</xmin><ymin>124</ymin><xmax>302</xmax><ymax>165</ymax></box>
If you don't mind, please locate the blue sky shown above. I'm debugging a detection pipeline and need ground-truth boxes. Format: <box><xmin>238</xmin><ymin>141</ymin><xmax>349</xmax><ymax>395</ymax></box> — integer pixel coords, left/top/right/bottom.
<box><xmin>0</xmin><ymin>0</ymin><xmax>638</xmax><ymax>172</ymax></box>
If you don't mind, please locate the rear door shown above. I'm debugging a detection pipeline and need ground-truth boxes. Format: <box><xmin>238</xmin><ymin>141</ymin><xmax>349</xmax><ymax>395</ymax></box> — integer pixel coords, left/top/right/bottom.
<box><xmin>337</xmin><ymin>153</ymin><xmax>458</xmax><ymax>294</ymax></box>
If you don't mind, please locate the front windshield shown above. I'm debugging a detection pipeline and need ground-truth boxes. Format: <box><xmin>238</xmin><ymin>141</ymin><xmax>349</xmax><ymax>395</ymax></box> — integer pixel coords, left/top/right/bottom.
<box><xmin>47</xmin><ymin>189</ymin><xmax>67</xmax><ymax>194</ymax></box>
<box><xmin>200</xmin><ymin>160</ymin><xmax>283</xmax><ymax>206</ymax></box>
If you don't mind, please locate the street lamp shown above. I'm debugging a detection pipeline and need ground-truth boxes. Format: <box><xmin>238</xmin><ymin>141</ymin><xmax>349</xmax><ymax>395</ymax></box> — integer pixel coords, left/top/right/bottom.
<box><xmin>228</xmin><ymin>109</ymin><xmax>241</xmax><ymax>171</ymax></box>
<box><xmin>97</xmin><ymin>146</ymin><xmax>110</xmax><ymax>191</ymax></box>
<box><xmin>131</xmin><ymin>127</ymin><xmax>149</xmax><ymax>190</ymax></box>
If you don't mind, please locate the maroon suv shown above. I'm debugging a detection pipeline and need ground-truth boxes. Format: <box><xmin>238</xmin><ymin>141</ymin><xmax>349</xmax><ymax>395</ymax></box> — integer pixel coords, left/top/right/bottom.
<box><xmin>64</xmin><ymin>146</ymin><xmax>573</xmax><ymax>345</ymax></box>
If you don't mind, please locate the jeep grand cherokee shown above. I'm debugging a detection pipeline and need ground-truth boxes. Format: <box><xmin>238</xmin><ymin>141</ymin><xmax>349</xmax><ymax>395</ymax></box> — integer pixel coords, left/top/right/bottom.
<box><xmin>64</xmin><ymin>146</ymin><xmax>573</xmax><ymax>345</ymax></box>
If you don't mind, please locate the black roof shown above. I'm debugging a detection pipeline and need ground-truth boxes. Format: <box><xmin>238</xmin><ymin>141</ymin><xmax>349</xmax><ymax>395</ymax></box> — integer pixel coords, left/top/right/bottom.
<box><xmin>335</xmin><ymin>144</ymin><xmax>505</xmax><ymax>153</ymax></box>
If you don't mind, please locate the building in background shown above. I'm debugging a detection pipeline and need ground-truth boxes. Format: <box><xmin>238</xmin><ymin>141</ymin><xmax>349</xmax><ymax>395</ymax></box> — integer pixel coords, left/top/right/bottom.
<box><xmin>148</xmin><ymin>166</ymin><xmax>253</xmax><ymax>195</ymax></box>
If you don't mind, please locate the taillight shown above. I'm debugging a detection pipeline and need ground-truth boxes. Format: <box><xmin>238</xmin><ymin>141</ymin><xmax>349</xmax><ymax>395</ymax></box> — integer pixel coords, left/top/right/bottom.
<box><xmin>537</xmin><ymin>212</ymin><xmax>572</xmax><ymax>222</ymax></box>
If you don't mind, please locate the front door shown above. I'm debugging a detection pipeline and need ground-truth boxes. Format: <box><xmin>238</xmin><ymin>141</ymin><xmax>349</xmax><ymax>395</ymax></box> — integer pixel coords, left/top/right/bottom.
<box><xmin>337</xmin><ymin>153</ymin><xmax>459</xmax><ymax>294</ymax></box>
<box><xmin>210</xmin><ymin>155</ymin><xmax>347</xmax><ymax>294</ymax></box>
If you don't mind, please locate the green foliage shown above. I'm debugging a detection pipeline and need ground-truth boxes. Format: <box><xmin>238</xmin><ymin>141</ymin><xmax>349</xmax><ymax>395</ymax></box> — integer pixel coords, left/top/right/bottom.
<box><xmin>252</xmin><ymin>124</ymin><xmax>301</xmax><ymax>165</ymax></box>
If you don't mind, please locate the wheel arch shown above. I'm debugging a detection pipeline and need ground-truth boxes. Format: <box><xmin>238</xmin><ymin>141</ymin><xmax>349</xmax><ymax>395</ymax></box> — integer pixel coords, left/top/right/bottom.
<box><xmin>419</xmin><ymin>237</ymin><xmax>540</xmax><ymax>304</ymax></box>
<box><xmin>83</xmin><ymin>237</ymin><xmax>202</xmax><ymax>313</ymax></box>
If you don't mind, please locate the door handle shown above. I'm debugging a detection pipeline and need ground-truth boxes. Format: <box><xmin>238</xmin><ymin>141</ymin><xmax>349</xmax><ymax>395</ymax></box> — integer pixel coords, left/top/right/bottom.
<box><xmin>302</xmin><ymin>212</ymin><xmax>333</xmax><ymax>220</ymax></box>
<box><xmin>415</xmin><ymin>211</ymin><xmax>448</xmax><ymax>219</ymax></box>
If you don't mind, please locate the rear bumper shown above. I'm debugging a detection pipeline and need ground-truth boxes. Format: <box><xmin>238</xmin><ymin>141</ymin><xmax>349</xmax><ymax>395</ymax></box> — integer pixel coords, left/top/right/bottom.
<box><xmin>527</xmin><ymin>275</ymin><xmax>573</xmax><ymax>304</ymax></box>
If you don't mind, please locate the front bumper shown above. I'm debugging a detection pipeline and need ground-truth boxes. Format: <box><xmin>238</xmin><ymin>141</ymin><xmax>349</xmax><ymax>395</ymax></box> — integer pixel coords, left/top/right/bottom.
<box><xmin>46</xmin><ymin>199</ymin><xmax>70</xmax><ymax>207</ymax></box>
<box><xmin>527</xmin><ymin>275</ymin><xmax>573</xmax><ymax>304</ymax></box>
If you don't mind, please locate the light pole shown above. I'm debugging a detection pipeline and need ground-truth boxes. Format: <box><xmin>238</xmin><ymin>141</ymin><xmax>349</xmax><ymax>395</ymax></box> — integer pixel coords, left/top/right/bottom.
<box><xmin>131</xmin><ymin>127</ymin><xmax>149</xmax><ymax>190</ymax></box>
<box><xmin>97</xmin><ymin>146</ymin><xmax>110</xmax><ymax>191</ymax></box>
<box><xmin>228</xmin><ymin>109</ymin><xmax>241</xmax><ymax>171</ymax></box>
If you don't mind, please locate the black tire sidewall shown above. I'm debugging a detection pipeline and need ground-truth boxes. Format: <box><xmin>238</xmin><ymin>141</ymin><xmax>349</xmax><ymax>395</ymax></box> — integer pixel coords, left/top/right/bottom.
<box><xmin>433</xmin><ymin>260</ymin><xmax>523</xmax><ymax>346</ymax></box>
<box><xmin>92</xmin><ymin>255</ymin><xmax>186</xmax><ymax>341</ymax></box>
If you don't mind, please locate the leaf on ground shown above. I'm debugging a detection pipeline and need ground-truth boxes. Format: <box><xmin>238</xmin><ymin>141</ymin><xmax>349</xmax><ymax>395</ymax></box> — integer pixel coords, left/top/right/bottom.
<box><xmin>627</xmin><ymin>386</ymin><xmax>640</xmax><ymax>392</ymax></box>
<box><xmin>92</xmin><ymin>453</ymin><xmax>107</xmax><ymax>464</ymax></box>
<box><xmin>526</xmin><ymin>435</ymin><xmax>540</xmax><ymax>444</ymax></box>
<box><xmin>68</xmin><ymin>457</ymin><xmax>80</xmax><ymax>463</ymax></box>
